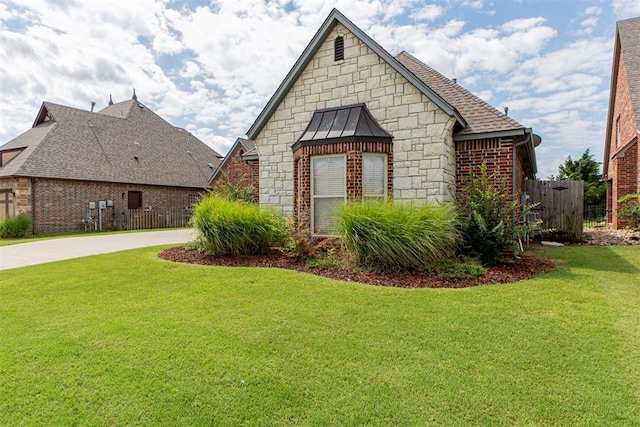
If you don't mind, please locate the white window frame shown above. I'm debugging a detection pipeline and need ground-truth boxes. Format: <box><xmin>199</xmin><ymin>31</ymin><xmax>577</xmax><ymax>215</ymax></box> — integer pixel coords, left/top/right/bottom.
<box><xmin>311</xmin><ymin>154</ymin><xmax>346</xmax><ymax>235</ymax></box>
<box><xmin>616</xmin><ymin>116</ymin><xmax>621</xmax><ymax>147</ymax></box>
<box><xmin>362</xmin><ymin>153</ymin><xmax>388</xmax><ymax>200</ymax></box>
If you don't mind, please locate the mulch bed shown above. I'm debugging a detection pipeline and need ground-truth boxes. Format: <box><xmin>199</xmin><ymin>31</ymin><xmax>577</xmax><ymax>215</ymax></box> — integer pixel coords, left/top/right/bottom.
<box><xmin>158</xmin><ymin>246</ymin><xmax>556</xmax><ymax>289</ymax></box>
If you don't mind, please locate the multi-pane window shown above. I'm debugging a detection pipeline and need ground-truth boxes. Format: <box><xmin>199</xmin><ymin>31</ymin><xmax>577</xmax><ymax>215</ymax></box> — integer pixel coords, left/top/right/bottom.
<box><xmin>187</xmin><ymin>194</ymin><xmax>199</xmax><ymax>210</ymax></box>
<box><xmin>362</xmin><ymin>153</ymin><xmax>387</xmax><ymax>199</ymax></box>
<box><xmin>311</xmin><ymin>155</ymin><xmax>345</xmax><ymax>234</ymax></box>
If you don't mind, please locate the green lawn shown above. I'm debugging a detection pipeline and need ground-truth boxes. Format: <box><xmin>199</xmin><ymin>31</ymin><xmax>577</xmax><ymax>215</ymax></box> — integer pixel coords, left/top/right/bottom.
<box><xmin>0</xmin><ymin>245</ymin><xmax>639</xmax><ymax>425</ymax></box>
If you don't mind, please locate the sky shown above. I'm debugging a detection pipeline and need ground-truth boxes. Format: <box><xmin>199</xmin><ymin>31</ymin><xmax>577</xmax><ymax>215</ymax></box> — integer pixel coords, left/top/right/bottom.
<box><xmin>1</xmin><ymin>0</ymin><xmax>640</xmax><ymax>179</ymax></box>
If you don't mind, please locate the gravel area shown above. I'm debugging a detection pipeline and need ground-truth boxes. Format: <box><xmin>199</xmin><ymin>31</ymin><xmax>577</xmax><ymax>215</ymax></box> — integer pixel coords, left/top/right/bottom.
<box><xmin>582</xmin><ymin>227</ymin><xmax>640</xmax><ymax>246</ymax></box>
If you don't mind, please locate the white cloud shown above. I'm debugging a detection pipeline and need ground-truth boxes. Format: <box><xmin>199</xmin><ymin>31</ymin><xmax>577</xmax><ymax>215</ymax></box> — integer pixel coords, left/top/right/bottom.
<box><xmin>462</xmin><ymin>0</ymin><xmax>483</xmax><ymax>9</ymax></box>
<box><xmin>501</xmin><ymin>17</ymin><xmax>547</xmax><ymax>33</ymax></box>
<box><xmin>612</xmin><ymin>0</ymin><xmax>640</xmax><ymax>19</ymax></box>
<box><xmin>413</xmin><ymin>4</ymin><xmax>444</xmax><ymax>21</ymax></box>
<box><xmin>585</xmin><ymin>6</ymin><xmax>602</xmax><ymax>15</ymax></box>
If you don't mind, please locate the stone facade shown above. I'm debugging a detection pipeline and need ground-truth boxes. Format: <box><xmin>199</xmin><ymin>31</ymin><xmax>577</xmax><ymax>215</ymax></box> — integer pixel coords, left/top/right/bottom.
<box><xmin>0</xmin><ymin>177</ymin><xmax>205</xmax><ymax>234</ymax></box>
<box><xmin>254</xmin><ymin>23</ymin><xmax>456</xmax><ymax>215</ymax></box>
<box><xmin>606</xmin><ymin>49</ymin><xmax>640</xmax><ymax>229</ymax></box>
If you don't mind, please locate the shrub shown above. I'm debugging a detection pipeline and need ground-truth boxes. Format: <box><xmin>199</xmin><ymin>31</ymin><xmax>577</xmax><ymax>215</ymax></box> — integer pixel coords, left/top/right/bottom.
<box><xmin>213</xmin><ymin>175</ymin><xmax>256</xmax><ymax>204</ymax></box>
<box><xmin>190</xmin><ymin>194</ymin><xmax>287</xmax><ymax>256</ymax></box>
<box><xmin>456</xmin><ymin>164</ymin><xmax>537</xmax><ymax>265</ymax></box>
<box><xmin>285</xmin><ymin>216</ymin><xmax>318</xmax><ymax>259</ymax></box>
<box><xmin>618</xmin><ymin>193</ymin><xmax>640</xmax><ymax>228</ymax></box>
<box><xmin>337</xmin><ymin>200</ymin><xmax>459</xmax><ymax>272</ymax></box>
<box><xmin>436</xmin><ymin>258</ymin><xmax>486</xmax><ymax>279</ymax></box>
<box><xmin>0</xmin><ymin>214</ymin><xmax>33</xmax><ymax>238</ymax></box>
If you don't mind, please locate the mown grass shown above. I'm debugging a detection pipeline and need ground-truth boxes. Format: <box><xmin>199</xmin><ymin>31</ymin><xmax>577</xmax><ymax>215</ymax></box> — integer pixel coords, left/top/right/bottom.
<box><xmin>0</xmin><ymin>245</ymin><xmax>639</xmax><ymax>425</ymax></box>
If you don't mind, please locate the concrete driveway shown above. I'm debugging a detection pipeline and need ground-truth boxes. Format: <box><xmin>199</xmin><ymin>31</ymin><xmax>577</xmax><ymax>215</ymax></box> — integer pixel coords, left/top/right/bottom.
<box><xmin>0</xmin><ymin>229</ymin><xmax>194</xmax><ymax>271</ymax></box>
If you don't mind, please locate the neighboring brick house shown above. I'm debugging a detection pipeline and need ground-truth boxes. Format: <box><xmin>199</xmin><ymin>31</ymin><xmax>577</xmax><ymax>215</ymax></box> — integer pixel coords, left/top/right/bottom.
<box><xmin>210</xmin><ymin>138</ymin><xmax>259</xmax><ymax>201</ymax></box>
<box><xmin>0</xmin><ymin>92</ymin><xmax>222</xmax><ymax>233</ymax></box>
<box><xmin>221</xmin><ymin>9</ymin><xmax>540</xmax><ymax>234</ymax></box>
<box><xmin>603</xmin><ymin>17</ymin><xmax>640</xmax><ymax>229</ymax></box>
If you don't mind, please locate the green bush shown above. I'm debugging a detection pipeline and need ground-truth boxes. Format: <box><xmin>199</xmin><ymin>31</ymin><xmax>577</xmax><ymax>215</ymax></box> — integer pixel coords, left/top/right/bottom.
<box><xmin>190</xmin><ymin>194</ymin><xmax>287</xmax><ymax>256</ymax></box>
<box><xmin>456</xmin><ymin>164</ymin><xmax>536</xmax><ymax>265</ymax></box>
<box><xmin>337</xmin><ymin>200</ymin><xmax>459</xmax><ymax>272</ymax></box>
<box><xmin>618</xmin><ymin>193</ymin><xmax>640</xmax><ymax>228</ymax></box>
<box><xmin>0</xmin><ymin>214</ymin><xmax>33</xmax><ymax>238</ymax></box>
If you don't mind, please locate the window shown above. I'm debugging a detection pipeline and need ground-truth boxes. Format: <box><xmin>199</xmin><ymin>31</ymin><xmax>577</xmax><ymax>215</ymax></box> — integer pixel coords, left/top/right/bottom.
<box><xmin>187</xmin><ymin>194</ymin><xmax>199</xmax><ymax>210</ymax></box>
<box><xmin>616</xmin><ymin>116</ymin><xmax>621</xmax><ymax>147</ymax></box>
<box><xmin>362</xmin><ymin>153</ymin><xmax>387</xmax><ymax>199</ymax></box>
<box><xmin>0</xmin><ymin>190</ymin><xmax>14</xmax><ymax>220</ymax></box>
<box><xmin>334</xmin><ymin>36</ymin><xmax>344</xmax><ymax>61</ymax></box>
<box><xmin>0</xmin><ymin>149</ymin><xmax>24</xmax><ymax>166</ymax></box>
<box><xmin>128</xmin><ymin>191</ymin><xmax>142</xmax><ymax>209</ymax></box>
<box><xmin>312</xmin><ymin>155</ymin><xmax>345</xmax><ymax>234</ymax></box>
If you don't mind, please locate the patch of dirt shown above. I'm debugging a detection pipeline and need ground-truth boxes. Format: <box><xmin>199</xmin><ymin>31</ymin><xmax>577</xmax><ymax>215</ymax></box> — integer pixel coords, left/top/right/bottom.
<box><xmin>582</xmin><ymin>227</ymin><xmax>640</xmax><ymax>246</ymax></box>
<box><xmin>158</xmin><ymin>246</ymin><xmax>556</xmax><ymax>289</ymax></box>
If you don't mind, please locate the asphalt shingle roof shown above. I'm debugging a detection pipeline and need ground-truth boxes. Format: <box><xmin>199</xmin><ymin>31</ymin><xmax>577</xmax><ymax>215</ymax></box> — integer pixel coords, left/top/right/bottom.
<box><xmin>0</xmin><ymin>100</ymin><xmax>222</xmax><ymax>188</ymax></box>
<box><xmin>395</xmin><ymin>51</ymin><xmax>525</xmax><ymax>136</ymax></box>
<box><xmin>617</xmin><ymin>17</ymin><xmax>640</xmax><ymax>134</ymax></box>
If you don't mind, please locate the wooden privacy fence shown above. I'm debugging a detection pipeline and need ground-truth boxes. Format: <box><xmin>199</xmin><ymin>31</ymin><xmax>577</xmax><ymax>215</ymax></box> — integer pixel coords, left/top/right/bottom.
<box><xmin>524</xmin><ymin>180</ymin><xmax>584</xmax><ymax>243</ymax></box>
<box><xmin>119</xmin><ymin>208</ymin><xmax>192</xmax><ymax>230</ymax></box>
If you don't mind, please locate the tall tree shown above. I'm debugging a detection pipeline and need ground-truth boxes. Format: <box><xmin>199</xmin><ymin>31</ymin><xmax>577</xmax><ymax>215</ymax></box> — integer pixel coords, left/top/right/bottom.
<box><xmin>553</xmin><ymin>148</ymin><xmax>606</xmax><ymax>206</ymax></box>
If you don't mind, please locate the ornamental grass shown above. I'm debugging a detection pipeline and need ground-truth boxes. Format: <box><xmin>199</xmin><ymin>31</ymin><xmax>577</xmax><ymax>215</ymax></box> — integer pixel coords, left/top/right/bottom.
<box><xmin>337</xmin><ymin>200</ymin><xmax>459</xmax><ymax>272</ymax></box>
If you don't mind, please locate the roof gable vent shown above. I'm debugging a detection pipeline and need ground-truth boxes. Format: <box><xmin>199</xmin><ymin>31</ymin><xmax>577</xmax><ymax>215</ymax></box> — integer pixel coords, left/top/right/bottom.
<box><xmin>334</xmin><ymin>36</ymin><xmax>344</xmax><ymax>61</ymax></box>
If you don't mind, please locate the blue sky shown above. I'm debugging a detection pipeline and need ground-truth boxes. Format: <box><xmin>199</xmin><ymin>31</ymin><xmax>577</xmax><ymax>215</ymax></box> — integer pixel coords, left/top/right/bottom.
<box><xmin>1</xmin><ymin>0</ymin><xmax>639</xmax><ymax>178</ymax></box>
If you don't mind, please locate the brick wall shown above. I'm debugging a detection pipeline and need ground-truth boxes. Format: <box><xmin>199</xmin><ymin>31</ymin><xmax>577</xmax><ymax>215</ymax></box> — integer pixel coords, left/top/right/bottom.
<box><xmin>292</xmin><ymin>141</ymin><xmax>393</xmax><ymax>228</ymax></box>
<box><xmin>613</xmin><ymin>140</ymin><xmax>638</xmax><ymax>228</ymax></box>
<box><xmin>4</xmin><ymin>177</ymin><xmax>206</xmax><ymax>234</ymax></box>
<box><xmin>607</xmin><ymin>47</ymin><xmax>640</xmax><ymax>228</ymax></box>
<box><xmin>455</xmin><ymin>137</ymin><xmax>516</xmax><ymax>198</ymax></box>
<box><xmin>212</xmin><ymin>142</ymin><xmax>260</xmax><ymax>201</ymax></box>
<box><xmin>254</xmin><ymin>22</ymin><xmax>457</xmax><ymax>215</ymax></box>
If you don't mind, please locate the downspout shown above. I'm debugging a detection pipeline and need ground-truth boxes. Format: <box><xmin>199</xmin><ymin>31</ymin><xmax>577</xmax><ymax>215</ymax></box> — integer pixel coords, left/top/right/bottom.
<box><xmin>512</xmin><ymin>130</ymin><xmax>532</xmax><ymax>256</ymax></box>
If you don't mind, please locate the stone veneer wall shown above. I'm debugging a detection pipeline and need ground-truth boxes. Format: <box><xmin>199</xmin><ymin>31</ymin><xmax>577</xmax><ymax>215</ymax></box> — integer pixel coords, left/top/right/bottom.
<box><xmin>254</xmin><ymin>23</ymin><xmax>456</xmax><ymax>215</ymax></box>
<box><xmin>1</xmin><ymin>177</ymin><xmax>206</xmax><ymax>234</ymax></box>
<box><xmin>212</xmin><ymin>142</ymin><xmax>260</xmax><ymax>201</ymax></box>
<box><xmin>293</xmin><ymin>141</ymin><xmax>393</xmax><ymax>227</ymax></box>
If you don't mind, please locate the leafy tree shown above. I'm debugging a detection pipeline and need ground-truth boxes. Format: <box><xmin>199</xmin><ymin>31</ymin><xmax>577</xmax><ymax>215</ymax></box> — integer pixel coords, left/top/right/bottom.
<box><xmin>552</xmin><ymin>149</ymin><xmax>606</xmax><ymax>206</ymax></box>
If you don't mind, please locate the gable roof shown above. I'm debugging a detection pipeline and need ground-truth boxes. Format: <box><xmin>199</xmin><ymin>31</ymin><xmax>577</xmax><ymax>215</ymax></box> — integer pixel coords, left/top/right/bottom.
<box><xmin>0</xmin><ymin>99</ymin><xmax>222</xmax><ymax>188</ymax></box>
<box><xmin>604</xmin><ymin>16</ymin><xmax>640</xmax><ymax>176</ymax></box>
<box><xmin>209</xmin><ymin>138</ymin><xmax>257</xmax><ymax>184</ymax></box>
<box><xmin>246</xmin><ymin>8</ymin><xmax>466</xmax><ymax>140</ymax></box>
<box><xmin>395</xmin><ymin>52</ymin><xmax>526</xmax><ymax>139</ymax></box>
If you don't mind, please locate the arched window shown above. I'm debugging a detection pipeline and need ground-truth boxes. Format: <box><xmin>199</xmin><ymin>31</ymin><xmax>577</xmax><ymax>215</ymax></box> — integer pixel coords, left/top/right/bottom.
<box><xmin>334</xmin><ymin>36</ymin><xmax>344</xmax><ymax>61</ymax></box>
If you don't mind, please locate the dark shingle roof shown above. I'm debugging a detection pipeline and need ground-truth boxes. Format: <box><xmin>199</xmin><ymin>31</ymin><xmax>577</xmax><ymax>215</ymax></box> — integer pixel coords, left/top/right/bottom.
<box><xmin>618</xmin><ymin>17</ymin><xmax>640</xmax><ymax>133</ymax></box>
<box><xmin>395</xmin><ymin>51</ymin><xmax>525</xmax><ymax>137</ymax></box>
<box><xmin>0</xmin><ymin>100</ymin><xmax>222</xmax><ymax>188</ymax></box>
